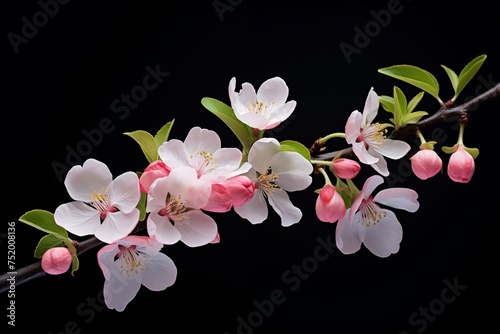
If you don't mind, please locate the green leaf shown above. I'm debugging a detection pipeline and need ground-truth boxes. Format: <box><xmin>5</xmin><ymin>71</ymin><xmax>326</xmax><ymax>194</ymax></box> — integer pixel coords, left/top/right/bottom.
<box><xmin>201</xmin><ymin>97</ymin><xmax>253</xmax><ymax>151</ymax></box>
<box><xmin>154</xmin><ymin>119</ymin><xmax>175</xmax><ymax>149</ymax></box>
<box><xmin>441</xmin><ymin>64</ymin><xmax>459</xmax><ymax>92</ymax></box>
<box><xmin>401</xmin><ymin>111</ymin><xmax>429</xmax><ymax>124</ymax></box>
<box><xmin>34</xmin><ymin>234</ymin><xmax>64</xmax><ymax>258</ymax></box>
<box><xmin>407</xmin><ymin>91</ymin><xmax>425</xmax><ymax>113</ymax></box>
<box><xmin>464</xmin><ymin>147</ymin><xmax>480</xmax><ymax>159</ymax></box>
<box><xmin>378</xmin><ymin>65</ymin><xmax>441</xmax><ymax>103</ymax></box>
<box><xmin>455</xmin><ymin>54</ymin><xmax>487</xmax><ymax>101</ymax></box>
<box><xmin>19</xmin><ymin>210</ymin><xmax>69</xmax><ymax>240</ymax></box>
<box><xmin>280</xmin><ymin>140</ymin><xmax>311</xmax><ymax>161</ymax></box>
<box><xmin>124</xmin><ymin>130</ymin><xmax>158</xmax><ymax>163</ymax></box>
<box><xmin>70</xmin><ymin>253</ymin><xmax>79</xmax><ymax>276</ymax></box>
<box><xmin>137</xmin><ymin>191</ymin><xmax>147</xmax><ymax>222</ymax></box>
<box><xmin>393</xmin><ymin>86</ymin><xmax>407</xmax><ymax>126</ymax></box>
<box><xmin>379</xmin><ymin>95</ymin><xmax>394</xmax><ymax>113</ymax></box>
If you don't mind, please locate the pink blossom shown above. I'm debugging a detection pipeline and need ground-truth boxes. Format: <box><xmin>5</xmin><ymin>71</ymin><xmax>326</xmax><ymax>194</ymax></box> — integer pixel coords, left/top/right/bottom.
<box><xmin>331</xmin><ymin>158</ymin><xmax>361</xmax><ymax>179</ymax></box>
<box><xmin>336</xmin><ymin>175</ymin><xmax>419</xmax><ymax>258</ymax></box>
<box><xmin>410</xmin><ymin>148</ymin><xmax>443</xmax><ymax>180</ymax></box>
<box><xmin>139</xmin><ymin>160</ymin><xmax>171</xmax><ymax>193</ymax></box>
<box><xmin>315</xmin><ymin>184</ymin><xmax>346</xmax><ymax>223</ymax></box>
<box><xmin>97</xmin><ymin>235</ymin><xmax>177</xmax><ymax>312</ymax></box>
<box><xmin>41</xmin><ymin>247</ymin><xmax>72</xmax><ymax>275</ymax></box>
<box><xmin>447</xmin><ymin>145</ymin><xmax>475</xmax><ymax>183</ymax></box>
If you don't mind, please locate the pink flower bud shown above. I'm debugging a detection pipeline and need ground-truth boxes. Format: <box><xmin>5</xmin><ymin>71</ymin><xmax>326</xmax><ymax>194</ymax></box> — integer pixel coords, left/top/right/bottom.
<box><xmin>447</xmin><ymin>145</ymin><xmax>475</xmax><ymax>183</ymax></box>
<box><xmin>410</xmin><ymin>148</ymin><xmax>443</xmax><ymax>180</ymax></box>
<box><xmin>139</xmin><ymin>160</ymin><xmax>171</xmax><ymax>192</ymax></box>
<box><xmin>41</xmin><ymin>247</ymin><xmax>72</xmax><ymax>275</ymax></box>
<box><xmin>315</xmin><ymin>184</ymin><xmax>346</xmax><ymax>223</ymax></box>
<box><xmin>331</xmin><ymin>158</ymin><xmax>361</xmax><ymax>179</ymax></box>
<box><xmin>224</xmin><ymin>175</ymin><xmax>256</xmax><ymax>207</ymax></box>
<box><xmin>204</xmin><ymin>184</ymin><xmax>232</xmax><ymax>213</ymax></box>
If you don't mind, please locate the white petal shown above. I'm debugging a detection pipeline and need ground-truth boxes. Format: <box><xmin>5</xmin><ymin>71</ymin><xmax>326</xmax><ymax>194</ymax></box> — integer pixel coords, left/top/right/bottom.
<box><xmin>228</xmin><ymin>77</ymin><xmax>237</xmax><ymax>106</ymax></box>
<box><xmin>264</xmin><ymin>101</ymin><xmax>296</xmax><ymax>129</ymax></box>
<box><xmin>376</xmin><ymin>139</ymin><xmax>411</xmax><ymax>160</ymax></box>
<box><xmin>363</xmin><ymin>210</ymin><xmax>402</xmax><ymax>258</ymax></box>
<box><xmin>233</xmin><ymin>191</ymin><xmax>268</xmax><ymax>224</ymax></box>
<box><xmin>352</xmin><ymin>141</ymin><xmax>379</xmax><ymax>165</ymax></box>
<box><xmin>227</xmin><ymin>161</ymin><xmax>252</xmax><ymax>178</ymax></box>
<box><xmin>54</xmin><ymin>202</ymin><xmax>101</xmax><ymax>236</ymax></box>
<box><xmin>362</xmin><ymin>174</ymin><xmax>384</xmax><ymax>198</ymax></box>
<box><xmin>345</xmin><ymin>110</ymin><xmax>362</xmax><ymax>144</ymax></box>
<box><xmin>267</xmin><ymin>190</ymin><xmax>302</xmax><ymax>227</ymax></box>
<box><xmin>146</xmin><ymin>177</ymin><xmax>169</xmax><ymax>213</ymax></box>
<box><xmin>367</xmin><ymin>149</ymin><xmax>389</xmax><ymax>176</ymax></box>
<box><xmin>184</xmin><ymin>126</ymin><xmax>221</xmax><ymax>154</ymax></box>
<box><xmin>109</xmin><ymin>171</ymin><xmax>140</xmax><ymax>213</ymax></box>
<box><xmin>335</xmin><ymin>212</ymin><xmax>363</xmax><ymax>255</ymax></box>
<box><xmin>96</xmin><ymin>210</ymin><xmax>140</xmax><ymax>244</ymax></box>
<box><xmin>374</xmin><ymin>188</ymin><xmax>419</xmax><ymax>212</ymax></box>
<box><xmin>147</xmin><ymin>213</ymin><xmax>182</xmax><ymax>245</ymax></box>
<box><xmin>271</xmin><ymin>152</ymin><xmax>312</xmax><ymax>191</ymax></box>
<box><xmin>235</xmin><ymin>112</ymin><xmax>268</xmax><ymax>130</ymax></box>
<box><xmin>248</xmin><ymin>138</ymin><xmax>280</xmax><ymax>174</ymax></box>
<box><xmin>362</xmin><ymin>87</ymin><xmax>379</xmax><ymax>125</ymax></box>
<box><xmin>103</xmin><ymin>265</ymin><xmax>141</xmax><ymax>312</ymax></box>
<box><xmin>175</xmin><ymin>210</ymin><xmax>218</xmax><ymax>247</ymax></box>
<box><xmin>65</xmin><ymin>159</ymin><xmax>112</xmax><ymax>202</ymax></box>
<box><xmin>97</xmin><ymin>243</ymin><xmax>118</xmax><ymax>280</ymax></box>
<box><xmin>256</xmin><ymin>77</ymin><xmax>289</xmax><ymax>106</ymax></box>
<box><xmin>166</xmin><ymin>167</ymin><xmax>212</xmax><ymax>209</ymax></box>
<box><xmin>158</xmin><ymin>139</ymin><xmax>188</xmax><ymax>169</ymax></box>
<box><xmin>142</xmin><ymin>253</ymin><xmax>177</xmax><ymax>291</ymax></box>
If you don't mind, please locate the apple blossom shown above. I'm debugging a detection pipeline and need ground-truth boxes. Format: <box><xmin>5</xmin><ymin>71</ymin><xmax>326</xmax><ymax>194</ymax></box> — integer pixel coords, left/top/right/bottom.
<box><xmin>146</xmin><ymin>166</ymin><xmax>218</xmax><ymax>247</ymax></box>
<box><xmin>41</xmin><ymin>247</ymin><xmax>72</xmax><ymax>275</ymax></box>
<box><xmin>410</xmin><ymin>148</ymin><xmax>443</xmax><ymax>180</ymax></box>
<box><xmin>234</xmin><ymin>137</ymin><xmax>313</xmax><ymax>227</ymax></box>
<box><xmin>315</xmin><ymin>184</ymin><xmax>346</xmax><ymax>223</ymax></box>
<box><xmin>203</xmin><ymin>175</ymin><xmax>256</xmax><ymax>212</ymax></box>
<box><xmin>97</xmin><ymin>235</ymin><xmax>177</xmax><ymax>312</ymax></box>
<box><xmin>331</xmin><ymin>158</ymin><xmax>361</xmax><ymax>179</ymax></box>
<box><xmin>447</xmin><ymin>145</ymin><xmax>475</xmax><ymax>183</ymax></box>
<box><xmin>335</xmin><ymin>175</ymin><xmax>419</xmax><ymax>258</ymax></box>
<box><xmin>345</xmin><ymin>87</ymin><xmax>411</xmax><ymax>176</ymax></box>
<box><xmin>54</xmin><ymin>158</ymin><xmax>141</xmax><ymax>244</ymax></box>
<box><xmin>228</xmin><ymin>76</ymin><xmax>297</xmax><ymax>130</ymax></box>
<box><xmin>158</xmin><ymin>126</ymin><xmax>251</xmax><ymax>184</ymax></box>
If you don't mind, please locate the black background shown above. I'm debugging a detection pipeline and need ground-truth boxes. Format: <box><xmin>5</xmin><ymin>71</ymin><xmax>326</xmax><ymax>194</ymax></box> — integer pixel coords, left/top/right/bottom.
<box><xmin>3</xmin><ymin>1</ymin><xmax>498</xmax><ymax>333</ymax></box>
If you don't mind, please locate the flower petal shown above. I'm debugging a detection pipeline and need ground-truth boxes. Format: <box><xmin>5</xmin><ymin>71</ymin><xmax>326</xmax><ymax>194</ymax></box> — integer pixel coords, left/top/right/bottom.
<box><xmin>375</xmin><ymin>138</ymin><xmax>411</xmax><ymax>160</ymax></box>
<box><xmin>184</xmin><ymin>126</ymin><xmax>222</xmax><ymax>155</ymax></box>
<box><xmin>363</xmin><ymin>209</ymin><xmax>402</xmax><ymax>258</ymax></box>
<box><xmin>175</xmin><ymin>210</ymin><xmax>218</xmax><ymax>247</ymax></box>
<box><xmin>272</xmin><ymin>151</ymin><xmax>313</xmax><ymax>191</ymax></box>
<box><xmin>362</xmin><ymin>87</ymin><xmax>379</xmax><ymax>125</ymax></box>
<box><xmin>256</xmin><ymin>77</ymin><xmax>289</xmax><ymax>106</ymax></box>
<box><xmin>234</xmin><ymin>191</ymin><xmax>268</xmax><ymax>224</ymax></box>
<box><xmin>96</xmin><ymin>209</ymin><xmax>140</xmax><ymax>244</ymax></box>
<box><xmin>147</xmin><ymin>213</ymin><xmax>182</xmax><ymax>245</ymax></box>
<box><xmin>248</xmin><ymin>138</ymin><xmax>280</xmax><ymax>174</ymax></box>
<box><xmin>263</xmin><ymin>101</ymin><xmax>297</xmax><ymax>130</ymax></box>
<box><xmin>65</xmin><ymin>159</ymin><xmax>112</xmax><ymax>202</ymax></box>
<box><xmin>345</xmin><ymin>110</ymin><xmax>362</xmax><ymax>144</ymax></box>
<box><xmin>267</xmin><ymin>190</ymin><xmax>302</xmax><ymax>227</ymax></box>
<box><xmin>336</xmin><ymin>211</ymin><xmax>363</xmax><ymax>255</ymax></box>
<box><xmin>109</xmin><ymin>171</ymin><xmax>140</xmax><ymax>213</ymax></box>
<box><xmin>374</xmin><ymin>188</ymin><xmax>419</xmax><ymax>212</ymax></box>
<box><xmin>54</xmin><ymin>201</ymin><xmax>101</xmax><ymax>236</ymax></box>
<box><xmin>103</xmin><ymin>265</ymin><xmax>142</xmax><ymax>312</ymax></box>
<box><xmin>158</xmin><ymin>139</ymin><xmax>188</xmax><ymax>169</ymax></box>
<box><xmin>142</xmin><ymin>253</ymin><xmax>177</xmax><ymax>291</ymax></box>
<box><xmin>352</xmin><ymin>141</ymin><xmax>379</xmax><ymax>165</ymax></box>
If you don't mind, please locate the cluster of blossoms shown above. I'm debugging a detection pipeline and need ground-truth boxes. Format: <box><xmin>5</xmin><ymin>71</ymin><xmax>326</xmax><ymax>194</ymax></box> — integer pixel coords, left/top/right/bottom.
<box><xmin>39</xmin><ymin>76</ymin><xmax>479</xmax><ymax>311</ymax></box>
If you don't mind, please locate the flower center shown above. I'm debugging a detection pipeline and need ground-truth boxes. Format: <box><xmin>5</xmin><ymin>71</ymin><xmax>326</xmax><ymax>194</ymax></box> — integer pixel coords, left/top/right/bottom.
<box><xmin>189</xmin><ymin>149</ymin><xmax>218</xmax><ymax>177</ymax></box>
<box><xmin>159</xmin><ymin>194</ymin><xmax>190</xmax><ymax>224</ymax></box>
<box><xmin>257</xmin><ymin>168</ymin><xmax>281</xmax><ymax>198</ymax></box>
<box><xmin>247</xmin><ymin>101</ymin><xmax>275</xmax><ymax>117</ymax></box>
<box><xmin>117</xmin><ymin>245</ymin><xmax>145</xmax><ymax>279</ymax></box>
<box><xmin>90</xmin><ymin>190</ymin><xmax>116</xmax><ymax>220</ymax></box>
<box><xmin>359</xmin><ymin>197</ymin><xmax>386</xmax><ymax>227</ymax></box>
<box><xmin>359</xmin><ymin>123</ymin><xmax>390</xmax><ymax>148</ymax></box>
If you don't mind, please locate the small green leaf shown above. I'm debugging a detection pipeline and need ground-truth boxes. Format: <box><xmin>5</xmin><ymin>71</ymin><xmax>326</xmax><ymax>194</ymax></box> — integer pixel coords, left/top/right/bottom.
<box><xmin>154</xmin><ymin>119</ymin><xmax>175</xmax><ymax>149</ymax></box>
<box><xmin>455</xmin><ymin>54</ymin><xmax>487</xmax><ymax>101</ymax></box>
<box><xmin>407</xmin><ymin>91</ymin><xmax>425</xmax><ymax>113</ymax></box>
<box><xmin>280</xmin><ymin>140</ymin><xmax>311</xmax><ymax>161</ymax></box>
<box><xmin>34</xmin><ymin>234</ymin><xmax>64</xmax><ymax>258</ymax></box>
<box><xmin>401</xmin><ymin>111</ymin><xmax>429</xmax><ymax>124</ymax></box>
<box><xmin>201</xmin><ymin>97</ymin><xmax>253</xmax><ymax>152</ymax></box>
<box><xmin>441</xmin><ymin>145</ymin><xmax>455</xmax><ymax>154</ymax></box>
<box><xmin>393</xmin><ymin>86</ymin><xmax>407</xmax><ymax>126</ymax></box>
<box><xmin>19</xmin><ymin>210</ymin><xmax>68</xmax><ymax>240</ymax></box>
<box><xmin>464</xmin><ymin>147</ymin><xmax>480</xmax><ymax>159</ymax></box>
<box><xmin>379</xmin><ymin>95</ymin><xmax>394</xmax><ymax>113</ymax></box>
<box><xmin>70</xmin><ymin>253</ymin><xmax>79</xmax><ymax>276</ymax></box>
<box><xmin>378</xmin><ymin>65</ymin><xmax>441</xmax><ymax>103</ymax></box>
<box><xmin>137</xmin><ymin>191</ymin><xmax>147</xmax><ymax>222</ymax></box>
<box><xmin>124</xmin><ymin>130</ymin><xmax>158</xmax><ymax>163</ymax></box>
<box><xmin>441</xmin><ymin>64</ymin><xmax>459</xmax><ymax>92</ymax></box>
